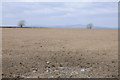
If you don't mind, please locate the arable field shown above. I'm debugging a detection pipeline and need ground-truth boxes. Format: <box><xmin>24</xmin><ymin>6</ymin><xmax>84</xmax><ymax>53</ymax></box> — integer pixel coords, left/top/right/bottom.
<box><xmin>2</xmin><ymin>28</ymin><xmax>118</xmax><ymax>78</ymax></box>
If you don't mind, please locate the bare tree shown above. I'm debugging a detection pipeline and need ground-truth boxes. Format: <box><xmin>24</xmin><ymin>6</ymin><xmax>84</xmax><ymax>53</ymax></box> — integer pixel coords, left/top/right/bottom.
<box><xmin>18</xmin><ymin>20</ymin><xmax>25</xmax><ymax>28</ymax></box>
<box><xmin>87</xmin><ymin>23</ymin><xmax>93</xmax><ymax>29</ymax></box>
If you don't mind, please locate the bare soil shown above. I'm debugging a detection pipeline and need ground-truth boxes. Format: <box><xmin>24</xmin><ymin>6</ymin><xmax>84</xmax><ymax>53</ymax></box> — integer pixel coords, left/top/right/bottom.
<box><xmin>2</xmin><ymin>28</ymin><xmax>118</xmax><ymax>78</ymax></box>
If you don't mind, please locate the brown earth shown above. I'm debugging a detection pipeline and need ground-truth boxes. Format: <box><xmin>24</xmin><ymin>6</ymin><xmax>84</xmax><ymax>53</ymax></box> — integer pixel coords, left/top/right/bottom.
<box><xmin>2</xmin><ymin>28</ymin><xmax>118</xmax><ymax>78</ymax></box>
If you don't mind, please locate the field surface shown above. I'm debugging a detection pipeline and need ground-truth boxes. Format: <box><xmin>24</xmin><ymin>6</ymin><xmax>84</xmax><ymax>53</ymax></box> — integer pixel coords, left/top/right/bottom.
<box><xmin>2</xmin><ymin>28</ymin><xmax>118</xmax><ymax>78</ymax></box>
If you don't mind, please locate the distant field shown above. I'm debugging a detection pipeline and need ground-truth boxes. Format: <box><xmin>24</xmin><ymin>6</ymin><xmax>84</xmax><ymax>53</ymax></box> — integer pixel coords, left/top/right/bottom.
<box><xmin>2</xmin><ymin>28</ymin><xmax>118</xmax><ymax>78</ymax></box>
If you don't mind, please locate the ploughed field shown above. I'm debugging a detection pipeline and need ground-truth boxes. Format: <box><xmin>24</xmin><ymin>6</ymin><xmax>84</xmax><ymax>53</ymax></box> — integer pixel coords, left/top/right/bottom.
<box><xmin>2</xmin><ymin>28</ymin><xmax>118</xmax><ymax>78</ymax></box>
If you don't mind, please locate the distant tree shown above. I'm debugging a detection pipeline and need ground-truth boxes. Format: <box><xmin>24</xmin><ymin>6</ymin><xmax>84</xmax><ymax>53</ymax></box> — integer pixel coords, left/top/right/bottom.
<box><xmin>18</xmin><ymin>20</ymin><xmax>25</xmax><ymax>28</ymax></box>
<box><xmin>87</xmin><ymin>23</ymin><xmax>93</xmax><ymax>29</ymax></box>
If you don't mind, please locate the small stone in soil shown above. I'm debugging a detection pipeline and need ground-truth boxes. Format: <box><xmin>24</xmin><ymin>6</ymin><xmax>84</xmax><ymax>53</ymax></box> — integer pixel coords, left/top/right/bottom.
<box><xmin>80</xmin><ymin>68</ymin><xmax>85</xmax><ymax>72</ymax></box>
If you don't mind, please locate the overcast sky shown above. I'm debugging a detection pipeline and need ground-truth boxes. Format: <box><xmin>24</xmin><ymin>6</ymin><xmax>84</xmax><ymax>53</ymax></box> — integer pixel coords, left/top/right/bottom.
<box><xmin>2</xmin><ymin>2</ymin><xmax>118</xmax><ymax>28</ymax></box>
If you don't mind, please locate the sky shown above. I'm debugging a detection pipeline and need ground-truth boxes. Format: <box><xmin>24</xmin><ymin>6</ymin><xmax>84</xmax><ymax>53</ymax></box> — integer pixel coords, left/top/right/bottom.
<box><xmin>1</xmin><ymin>2</ymin><xmax>118</xmax><ymax>28</ymax></box>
